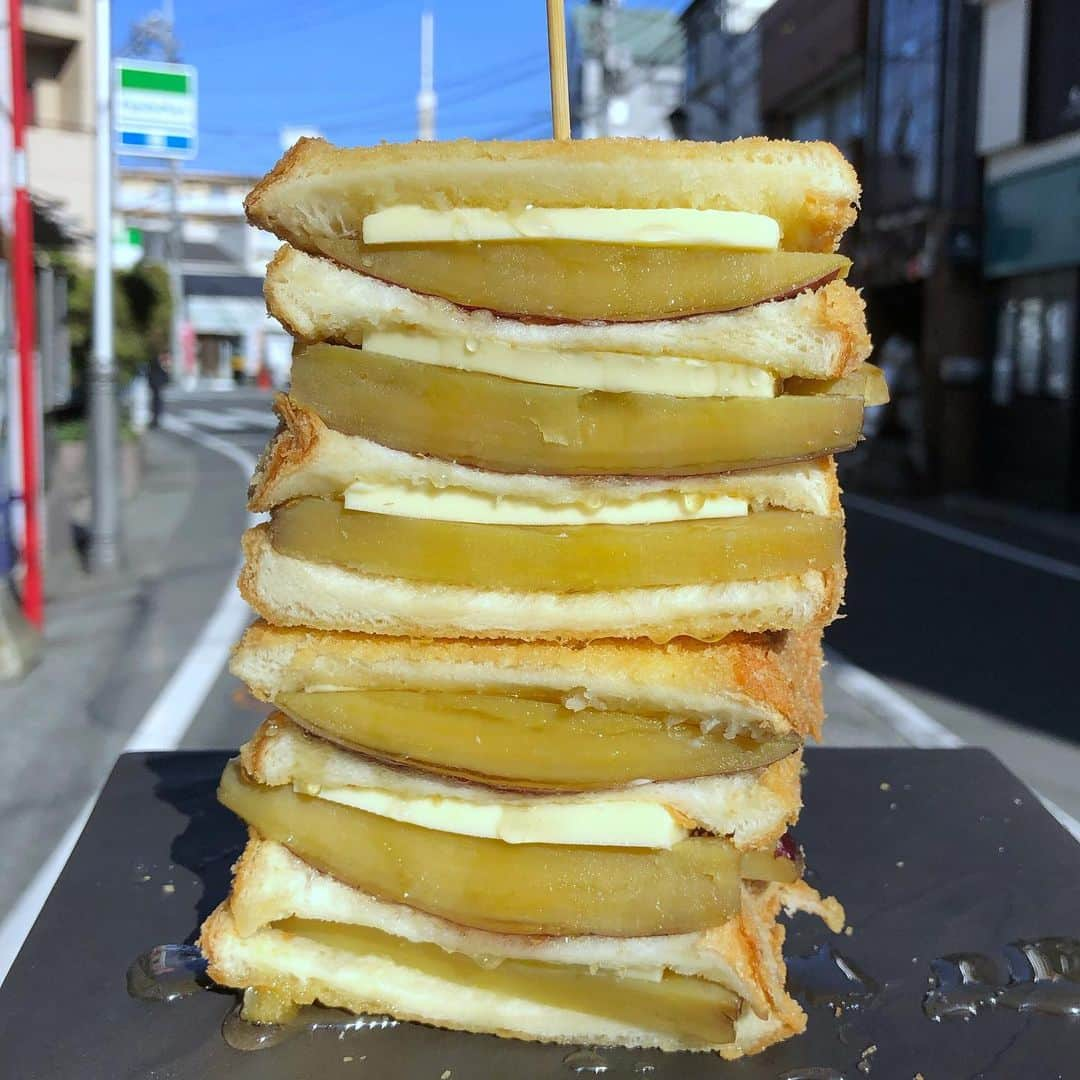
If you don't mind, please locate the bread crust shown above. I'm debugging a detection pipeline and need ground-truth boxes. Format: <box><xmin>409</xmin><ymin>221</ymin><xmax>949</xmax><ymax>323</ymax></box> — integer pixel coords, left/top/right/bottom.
<box><xmin>246</xmin><ymin>135</ymin><xmax>859</xmax><ymax>254</ymax></box>
<box><xmin>238</xmin><ymin>714</ymin><xmax>804</xmax><ymax>849</ymax></box>
<box><xmin>248</xmin><ymin>396</ymin><xmax>843</xmax><ymax>515</ymax></box>
<box><xmin>238</xmin><ymin>523</ymin><xmax>843</xmax><ymax>644</ymax></box>
<box><xmin>199</xmin><ymin>837</ymin><xmax>843</xmax><ymax>1056</ymax></box>
<box><xmin>231</xmin><ymin>620</ymin><xmax>824</xmax><ymax>740</ymax></box>
<box><xmin>266</xmin><ymin>245</ymin><xmax>870</xmax><ymax>380</ymax></box>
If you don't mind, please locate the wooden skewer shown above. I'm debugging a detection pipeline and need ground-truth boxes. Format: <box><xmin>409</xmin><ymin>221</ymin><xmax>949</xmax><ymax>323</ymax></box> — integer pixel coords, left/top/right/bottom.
<box><xmin>546</xmin><ymin>0</ymin><xmax>571</xmax><ymax>140</ymax></box>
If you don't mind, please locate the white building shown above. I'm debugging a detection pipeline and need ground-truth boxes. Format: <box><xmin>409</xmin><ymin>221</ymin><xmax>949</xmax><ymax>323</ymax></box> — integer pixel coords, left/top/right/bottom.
<box><xmin>17</xmin><ymin>0</ymin><xmax>97</xmax><ymax>260</ymax></box>
<box><xmin>116</xmin><ymin>168</ymin><xmax>291</xmax><ymax>386</ymax></box>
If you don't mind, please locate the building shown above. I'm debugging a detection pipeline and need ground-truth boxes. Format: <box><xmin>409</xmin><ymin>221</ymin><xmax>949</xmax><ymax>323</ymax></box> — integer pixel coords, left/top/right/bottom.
<box><xmin>568</xmin><ymin>1</ymin><xmax>685</xmax><ymax>140</ymax></box>
<box><xmin>674</xmin><ymin>0</ymin><xmax>770</xmax><ymax>142</ymax></box>
<box><xmin>757</xmin><ymin>0</ymin><xmax>983</xmax><ymax>496</ymax></box>
<box><xmin>22</xmin><ymin>0</ymin><xmax>97</xmax><ymax>259</ymax></box>
<box><xmin>758</xmin><ymin>0</ymin><xmax>865</xmax><ymax>167</ymax></box>
<box><xmin>978</xmin><ymin>0</ymin><xmax>1080</xmax><ymax>509</ymax></box>
<box><xmin>117</xmin><ymin>169</ymin><xmax>289</xmax><ymax>385</ymax></box>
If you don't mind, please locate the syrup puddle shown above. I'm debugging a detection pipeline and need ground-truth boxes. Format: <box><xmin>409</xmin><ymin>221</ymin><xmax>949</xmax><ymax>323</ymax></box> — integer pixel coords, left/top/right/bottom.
<box><xmin>126</xmin><ymin>944</ymin><xmax>209</xmax><ymax>1003</ymax></box>
<box><xmin>562</xmin><ymin>1048</ymin><xmax>609</xmax><ymax>1073</ymax></box>
<box><xmin>222</xmin><ymin>1000</ymin><xmax>401</xmax><ymax>1051</ymax></box>
<box><xmin>128</xmin><ymin>944</ymin><xmax>400</xmax><ymax>1051</ymax></box>
<box><xmin>923</xmin><ymin>937</ymin><xmax>1080</xmax><ymax>1021</ymax></box>
<box><xmin>786</xmin><ymin>943</ymin><xmax>879</xmax><ymax>1012</ymax></box>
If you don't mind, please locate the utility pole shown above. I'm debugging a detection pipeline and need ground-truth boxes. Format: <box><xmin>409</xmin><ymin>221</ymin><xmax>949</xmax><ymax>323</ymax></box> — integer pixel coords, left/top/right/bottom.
<box><xmin>417</xmin><ymin>10</ymin><xmax>436</xmax><ymax>141</ymax></box>
<box><xmin>162</xmin><ymin>1</ymin><xmax>184</xmax><ymax>379</ymax></box>
<box><xmin>88</xmin><ymin>0</ymin><xmax>120</xmax><ymax>572</ymax></box>
<box><xmin>7</xmin><ymin>0</ymin><xmax>44</xmax><ymax>619</ymax></box>
<box><xmin>599</xmin><ymin>0</ymin><xmax>619</xmax><ymax>137</ymax></box>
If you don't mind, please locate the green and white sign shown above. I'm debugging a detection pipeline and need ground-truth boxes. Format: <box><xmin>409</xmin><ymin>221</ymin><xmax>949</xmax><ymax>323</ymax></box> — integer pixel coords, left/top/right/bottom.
<box><xmin>115</xmin><ymin>59</ymin><xmax>197</xmax><ymax>159</ymax></box>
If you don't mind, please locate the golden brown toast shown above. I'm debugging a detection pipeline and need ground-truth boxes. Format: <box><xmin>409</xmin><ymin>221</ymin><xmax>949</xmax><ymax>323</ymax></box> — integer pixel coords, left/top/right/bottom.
<box><xmin>247</xmin><ymin>396</ymin><xmax>844</xmax><ymax>515</ymax></box>
<box><xmin>246</xmin><ymin>136</ymin><xmax>859</xmax><ymax>255</ymax></box>
<box><xmin>200</xmin><ymin>837</ymin><xmax>842</xmax><ymax>1056</ymax></box>
<box><xmin>231</xmin><ymin>619</ymin><xmax>825</xmax><ymax>741</ymax></box>
<box><xmin>266</xmin><ymin>245</ymin><xmax>871</xmax><ymax>381</ymax></box>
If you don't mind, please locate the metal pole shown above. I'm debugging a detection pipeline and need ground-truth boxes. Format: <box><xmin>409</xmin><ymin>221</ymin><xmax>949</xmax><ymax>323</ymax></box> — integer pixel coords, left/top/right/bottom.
<box><xmin>417</xmin><ymin>11</ymin><xmax>436</xmax><ymax>141</ymax></box>
<box><xmin>167</xmin><ymin>158</ymin><xmax>183</xmax><ymax>375</ymax></box>
<box><xmin>598</xmin><ymin>0</ymin><xmax>616</xmax><ymax>137</ymax></box>
<box><xmin>7</xmin><ymin>0</ymin><xmax>44</xmax><ymax>624</ymax></box>
<box><xmin>163</xmin><ymin>3</ymin><xmax>184</xmax><ymax>381</ymax></box>
<box><xmin>88</xmin><ymin>0</ymin><xmax>120</xmax><ymax>572</ymax></box>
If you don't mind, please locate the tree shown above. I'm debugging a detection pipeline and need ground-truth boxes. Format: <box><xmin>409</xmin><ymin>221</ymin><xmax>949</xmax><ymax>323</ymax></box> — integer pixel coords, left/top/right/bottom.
<box><xmin>65</xmin><ymin>258</ymin><xmax>173</xmax><ymax>401</ymax></box>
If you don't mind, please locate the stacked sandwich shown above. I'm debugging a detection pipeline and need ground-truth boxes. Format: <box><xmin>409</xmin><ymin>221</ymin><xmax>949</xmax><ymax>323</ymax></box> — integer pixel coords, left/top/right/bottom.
<box><xmin>200</xmin><ymin>137</ymin><xmax>881</xmax><ymax>1057</ymax></box>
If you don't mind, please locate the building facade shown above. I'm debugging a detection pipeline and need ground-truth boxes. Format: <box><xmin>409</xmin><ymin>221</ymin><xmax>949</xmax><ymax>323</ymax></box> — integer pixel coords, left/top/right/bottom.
<box><xmin>978</xmin><ymin>0</ymin><xmax>1080</xmax><ymax>508</ymax></box>
<box><xmin>22</xmin><ymin>0</ymin><xmax>96</xmax><ymax>259</ymax></box>
<box><xmin>675</xmin><ymin>0</ymin><xmax>770</xmax><ymax>142</ymax></box>
<box><xmin>758</xmin><ymin>0</ymin><xmax>983</xmax><ymax>497</ymax></box>
<box><xmin>568</xmin><ymin>1</ymin><xmax>685</xmax><ymax>140</ymax></box>
<box><xmin>759</xmin><ymin>0</ymin><xmax>865</xmax><ymax>167</ymax></box>
<box><xmin>117</xmin><ymin>169</ymin><xmax>290</xmax><ymax>386</ymax></box>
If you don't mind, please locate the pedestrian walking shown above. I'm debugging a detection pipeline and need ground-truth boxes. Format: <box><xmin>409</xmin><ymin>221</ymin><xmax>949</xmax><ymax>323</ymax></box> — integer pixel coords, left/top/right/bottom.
<box><xmin>148</xmin><ymin>351</ymin><xmax>170</xmax><ymax>429</ymax></box>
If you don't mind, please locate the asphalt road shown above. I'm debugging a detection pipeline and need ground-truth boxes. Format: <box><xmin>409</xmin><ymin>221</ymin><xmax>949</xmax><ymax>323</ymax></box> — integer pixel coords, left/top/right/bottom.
<box><xmin>162</xmin><ymin>386</ymin><xmax>280</xmax><ymax>751</ymax></box>
<box><xmin>831</xmin><ymin>495</ymin><xmax>1080</xmax><ymax>744</ymax></box>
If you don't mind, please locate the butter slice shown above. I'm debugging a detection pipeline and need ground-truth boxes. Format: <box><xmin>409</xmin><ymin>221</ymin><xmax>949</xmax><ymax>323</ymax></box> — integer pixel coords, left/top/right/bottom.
<box><xmin>363</xmin><ymin>330</ymin><xmax>778</xmax><ymax>399</ymax></box>
<box><xmin>343</xmin><ymin>479</ymin><xmax>749</xmax><ymax>525</ymax></box>
<box><xmin>312</xmin><ymin>785</ymin><xmax>689</xmax><ymax>849</ymax></box>
<box><xmin>362</xmin><ymin>205</ymin><xmax>781</xmax><ymax>250</ymax></box>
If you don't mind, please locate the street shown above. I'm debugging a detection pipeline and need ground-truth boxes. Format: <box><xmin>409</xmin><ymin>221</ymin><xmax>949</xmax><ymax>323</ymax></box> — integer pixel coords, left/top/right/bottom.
<box><xmin>835</xmin><ymin>494</ymin><xmax>1079</xmax><ymax>742</ymax></box>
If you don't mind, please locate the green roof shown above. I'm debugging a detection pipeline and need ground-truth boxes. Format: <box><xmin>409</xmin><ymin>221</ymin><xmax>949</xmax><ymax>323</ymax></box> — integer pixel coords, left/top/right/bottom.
<box><xmin>570</xmin><ymin>6</ymin><xmax>686</xmax><ymax>66</ymax></box>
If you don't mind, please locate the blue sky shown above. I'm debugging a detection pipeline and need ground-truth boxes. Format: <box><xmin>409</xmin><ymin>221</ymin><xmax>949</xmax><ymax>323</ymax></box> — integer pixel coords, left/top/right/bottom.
<box><xmin>111</xmin><ymin>0</ymin><xmax>682</xmax><ymax>177</ymax></box>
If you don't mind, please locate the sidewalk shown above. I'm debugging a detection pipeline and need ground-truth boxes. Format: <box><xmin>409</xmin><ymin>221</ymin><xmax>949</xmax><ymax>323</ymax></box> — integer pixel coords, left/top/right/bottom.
<box><xmin>0</xmin><ymin>427</ymin><xmax>249</xmax><ymax>921</ymax></box>
<box><xmin>823</xmin><ymin>650</ymin><xmax>1080</xmax><ymax>836</ymax></box>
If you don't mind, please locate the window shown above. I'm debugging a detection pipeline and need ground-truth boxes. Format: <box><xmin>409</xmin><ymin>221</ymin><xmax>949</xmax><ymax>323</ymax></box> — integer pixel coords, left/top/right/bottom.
<box><xmin>877</xmin><ymin>0</ymin><xmax>943</xmax><ymax>208</ymax></box>
<box><xmin>1044</xmin><ymin>299</ymin><xmax>1074</xmax><ymax>399</ymax></box>
<box><xmin>1015</xmin><ymin>298</ymin><xmax>1043</xmax><ymax>396</ymax></box>
<box><xmin>992</xmin><ymin>271</ymin><xmax>1078</xmax><ymax>405</ymax></box>
<box><xmin>991</xmin><ymin>300</ymin><xmax>1016</xmax><ymax>407</ymax></box>
<box><xmin>791</xmin><ymin>104</ymin><xmax>827</xmax><ymax>142</ymax></box>
<box><xmin>788</xmin><ymin>77</ymin><xmax>864</xmax><ymax>164</ymax></box>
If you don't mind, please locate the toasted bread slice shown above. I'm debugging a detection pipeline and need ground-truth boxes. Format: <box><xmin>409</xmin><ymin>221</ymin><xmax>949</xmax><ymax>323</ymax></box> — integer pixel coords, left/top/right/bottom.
<box><xmin>239</xmin><ymin>715</ymin><xmax>804</xmax><ymax>850</ymax></box>
<box><xmin>232</xmin><ymin>620</ymin><xmax>824</xmax><ymax>741</ymax></box>
<box><xmin>249</xmin><ymin>397</ymin><xmax>843</xmax><ymax>515</ymax></box>
<box><xmin>266</xmin><ymin>246</ymin><xmax>870</xmax><ymax>381</ymax></box>
<box><xmin>245</xmin><ymin>136</ymin><xmax>859</xmax><ymax>254</ymax></box>
<box><xmin>200</xmin><ymin>839</ymin><xmax>842</xmax><ymax>1056</ymax></box>
<box><xmin>238</xmin><ymin>523</ymin><xmax>843</xmax><ymax>644</ymax></box>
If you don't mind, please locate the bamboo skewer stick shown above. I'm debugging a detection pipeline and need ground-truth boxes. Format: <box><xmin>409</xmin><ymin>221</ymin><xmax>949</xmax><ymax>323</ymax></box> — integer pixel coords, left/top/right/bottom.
<box><xmin>546</xmin><ymin>0</ymin><xmax>571</xmax><ymax>140</ymax></box>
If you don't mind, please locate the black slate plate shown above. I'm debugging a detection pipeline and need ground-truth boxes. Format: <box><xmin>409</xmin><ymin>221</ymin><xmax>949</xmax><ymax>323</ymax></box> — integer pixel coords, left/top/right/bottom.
<box><xmin>2</xmin><ymin>748</ymin><xmax>1078</xmax><ymax>1080</ymax></box>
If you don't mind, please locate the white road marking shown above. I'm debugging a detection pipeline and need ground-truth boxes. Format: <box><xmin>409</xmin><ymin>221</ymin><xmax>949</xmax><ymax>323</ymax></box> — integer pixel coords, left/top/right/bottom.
<box><xmin>226</xmin><ymin>407</ymin><xmax>279</xmax><ymax>429</ymax></box>
<box><xmin>0</xmin><ymin>415</ymin><xmax>259</xmax><ymax>983</ymax></box>
<box><xmin>830</xmin><ymin>651</ymin><xmax>1080</xmax><ymax>843</ymax></box>
<box><xmin>832</xmin><ymin>659</ymin><xmax>964</xmax><ymax>749</ymax></box>
<box><xmin>176</xmin><ymin>408</ymin><xmax>247</xmax><ymax>432</ymax></box>
<box><xmin>845</xmin><ymin>493</ymin><xmax>1080</xmax><ymax>582</ymax></box>
<box><xmin>176</xmin><ymin>406</ymin><xmax>278</xmax><ymax>432</ymax></box>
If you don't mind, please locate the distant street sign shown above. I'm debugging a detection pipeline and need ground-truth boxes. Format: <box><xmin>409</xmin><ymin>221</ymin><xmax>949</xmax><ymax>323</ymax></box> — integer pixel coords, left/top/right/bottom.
<box><xmin>114</xmin><ymin>59</ymin><xmax>197</xmax><ymax>159</ymax></box>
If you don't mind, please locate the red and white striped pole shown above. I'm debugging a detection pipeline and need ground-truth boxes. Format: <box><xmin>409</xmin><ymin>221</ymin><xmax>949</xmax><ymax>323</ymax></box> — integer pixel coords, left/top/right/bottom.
<box><xmin>7</xmin><ymin>0</ymin><xmax>43</xmax><ymax>628</ymax></box>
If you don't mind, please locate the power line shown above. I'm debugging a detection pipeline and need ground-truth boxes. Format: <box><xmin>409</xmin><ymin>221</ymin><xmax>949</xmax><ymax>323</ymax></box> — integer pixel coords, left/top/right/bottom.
<box><xmin>483</xmin><ymin>112</ymin><xmax>554</xmax><ymax>140</ymax></box>
<box><xmin>198</xmin><ymin>106</ymin><xmax>554</xmax><ymax>142</ymax></box>
<box><xmin>192</xmin><ymin>0</ymin><xmax>402</xmax><ymax>55</ymax></box>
